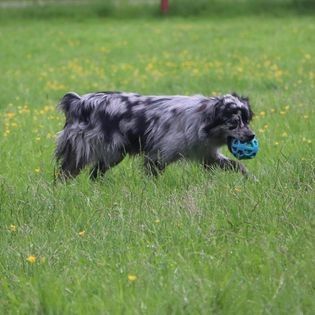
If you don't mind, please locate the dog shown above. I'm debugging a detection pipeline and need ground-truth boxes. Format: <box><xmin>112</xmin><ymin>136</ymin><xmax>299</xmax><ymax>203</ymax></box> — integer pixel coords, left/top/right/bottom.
<box><xmin>55</xmin><ymin>91</ymin><xmax>255</xmax><ymax>180</ymax></box>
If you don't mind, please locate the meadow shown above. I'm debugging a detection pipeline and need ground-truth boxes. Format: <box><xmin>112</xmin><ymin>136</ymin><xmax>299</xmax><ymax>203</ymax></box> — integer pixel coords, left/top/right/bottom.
<box><xmin>0</xmin><ymin>3</ymin><xmax>314</xmax><ymax>314</ymax></box>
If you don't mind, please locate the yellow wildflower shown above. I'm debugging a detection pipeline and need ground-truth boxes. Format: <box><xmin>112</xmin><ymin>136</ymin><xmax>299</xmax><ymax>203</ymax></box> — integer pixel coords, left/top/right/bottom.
<box><xmin>6</xmin><ymin>112</ymin><xmax>15</xmax><ymax>119</ymax></box>
<box><xmin>79</xmin><ymin>230</ymin><xmax>85</xmax><ymax>237</ymax></box>
<box><xmin>128</xmin><ymin>274</ymin><xmax>137</xmax><ymax>282</ymax></box>
<box><xmin>9</xmin><ymin>224</ymin><xmax>17</xmax><ymax>232</ymax></box>
<box><xmin>26</xmin><ymin>255</ymin><xmax>36</xmax><ymax>264</ymax></box>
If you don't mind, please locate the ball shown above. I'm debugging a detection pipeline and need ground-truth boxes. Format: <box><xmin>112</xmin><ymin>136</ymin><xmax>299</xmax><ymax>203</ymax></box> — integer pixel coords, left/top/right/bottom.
<box><xmin>227</xmin><ymin>137</ymin><xmax>259</xmax><ymax>160</ymax></box>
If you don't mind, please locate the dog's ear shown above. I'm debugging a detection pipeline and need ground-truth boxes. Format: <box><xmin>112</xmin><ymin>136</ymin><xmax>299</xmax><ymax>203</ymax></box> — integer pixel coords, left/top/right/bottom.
<box><xmin>203</xmin><ymin>99</ymin><xmax>225</xmax><ymax>131</ymax></box>
<box><xmin>231</xmin><ymin>92</ymin><xmax>240</xmax><ymax>98</ymax></box>
<box><xmin>240</xmin><ymin>96</ymin><xmax>254</xmax><ymax>121</ymax></box>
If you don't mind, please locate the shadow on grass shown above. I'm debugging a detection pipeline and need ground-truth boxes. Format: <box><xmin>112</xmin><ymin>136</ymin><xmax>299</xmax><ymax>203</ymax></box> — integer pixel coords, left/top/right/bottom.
<box><xmin>0</xmin><ymin>0</ymin><xmax>314</xmax><ymax>21</ymax></box>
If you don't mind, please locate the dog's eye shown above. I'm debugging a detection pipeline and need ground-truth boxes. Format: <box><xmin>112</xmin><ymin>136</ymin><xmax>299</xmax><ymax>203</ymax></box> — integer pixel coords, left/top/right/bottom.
<box><xmin>229</xmin><ymin>119</ymin><xmax>239</xmax><ymax>129</ymax></box>
<box><xmin>241</xmin><ymin>112</ymin><xmax>249</xmax><ymax>123</ymax></box>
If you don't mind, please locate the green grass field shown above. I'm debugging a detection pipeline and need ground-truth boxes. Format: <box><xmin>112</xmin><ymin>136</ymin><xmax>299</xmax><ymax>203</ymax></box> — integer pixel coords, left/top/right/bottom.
<box><xmin>0</xmin><ymin>4</ymin><xmax>314</xmax><ymax>314</ymax></box>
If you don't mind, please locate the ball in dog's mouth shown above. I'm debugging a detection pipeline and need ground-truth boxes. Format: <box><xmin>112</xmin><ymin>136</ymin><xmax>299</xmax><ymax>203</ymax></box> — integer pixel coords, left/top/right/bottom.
<box><xmin>227</xmin><ymin>137</ymin><xmax>259</xmax><ymax>160</ymax></box>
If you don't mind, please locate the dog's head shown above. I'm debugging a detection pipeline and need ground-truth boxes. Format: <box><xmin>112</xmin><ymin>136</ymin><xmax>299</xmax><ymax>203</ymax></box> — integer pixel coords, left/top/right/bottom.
<box><xmin>204</xmin><ymin>93</ymin><xmax>255</xmax><ymax>145</ymax></box>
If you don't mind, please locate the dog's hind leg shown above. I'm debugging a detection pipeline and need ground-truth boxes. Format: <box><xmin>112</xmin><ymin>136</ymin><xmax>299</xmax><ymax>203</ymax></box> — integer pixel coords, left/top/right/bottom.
<box><xmin>59</xmin><ymin>152</ymin><xmax>85</xmax><ymax>180</ymax></box>
<box><xmin>55</xmin><ymin>140</ymin><xmax>84</xmax><ymax>180</ymax></box>
<box><xmin>89</xmin><ymin>161</ymin><xmax>107</xmax><ymax>180</ymax></box>
<box><xmin>89</xmin><ymin>152</ymin><xmax>126</xmax><ymax>180</ymax></box>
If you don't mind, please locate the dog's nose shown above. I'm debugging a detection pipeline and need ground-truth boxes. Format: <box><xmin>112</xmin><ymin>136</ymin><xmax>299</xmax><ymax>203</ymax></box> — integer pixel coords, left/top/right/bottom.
<box><xmin>247</xmin><ymin>133</ymin><xmax>255</xmax><ymax>141</ymax></box>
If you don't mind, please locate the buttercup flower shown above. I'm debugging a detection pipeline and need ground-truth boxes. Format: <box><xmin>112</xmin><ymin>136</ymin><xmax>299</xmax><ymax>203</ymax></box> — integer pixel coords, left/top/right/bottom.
<box><xmin>128</xmin><ymin>274</ymin><xmax>137</xmax><ymax>282</ymax></box>
<box><xmin>26</xmin><ymin>255</ymin><xmax>36</xmax><ymax>264</ymax></box>
<box><xmin>9</xmin><ymin>224</ymin><xmax>17</xmax><ymax>232</ymax></box>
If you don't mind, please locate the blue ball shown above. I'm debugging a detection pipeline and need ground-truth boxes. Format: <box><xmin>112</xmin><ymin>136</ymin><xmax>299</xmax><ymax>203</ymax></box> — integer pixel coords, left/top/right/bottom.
<box><xmin>228</xmin><ymin>137</ymin><xmax>259</xmax><ymax>160</ymax></box>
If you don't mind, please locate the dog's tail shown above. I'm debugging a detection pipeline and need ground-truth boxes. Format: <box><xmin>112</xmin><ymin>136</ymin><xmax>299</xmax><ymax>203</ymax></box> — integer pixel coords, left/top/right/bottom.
<box><xmin>55</xmin><ymin>92</ymin><xmax>89</xmax><ymax>173</ymax></box>
<box><xmin>58</xmin><ymin>92</ymin><xmax>82</xmax><ymax>122</ymax></box>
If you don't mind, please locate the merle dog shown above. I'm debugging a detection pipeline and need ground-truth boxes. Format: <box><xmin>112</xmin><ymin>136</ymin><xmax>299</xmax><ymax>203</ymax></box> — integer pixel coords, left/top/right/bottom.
<box><xmin>55</xmin><ymin>91</ymin><xmax>255</xmax><ymax>179</ymax></box>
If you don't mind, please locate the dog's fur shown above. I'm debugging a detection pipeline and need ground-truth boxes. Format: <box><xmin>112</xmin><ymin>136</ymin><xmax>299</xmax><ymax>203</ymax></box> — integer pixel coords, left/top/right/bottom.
<box><xmin>55</xmin><ymin>91</ymin><xmax>255</xmax><ymax>179</ymax></box>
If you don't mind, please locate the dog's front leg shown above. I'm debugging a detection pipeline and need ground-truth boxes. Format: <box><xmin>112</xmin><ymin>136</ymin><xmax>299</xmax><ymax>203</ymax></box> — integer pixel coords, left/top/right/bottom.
<box><xmin>204</xmin><ymin>153</ymin><xmax>248</xmax><ymax>176</ymax></box>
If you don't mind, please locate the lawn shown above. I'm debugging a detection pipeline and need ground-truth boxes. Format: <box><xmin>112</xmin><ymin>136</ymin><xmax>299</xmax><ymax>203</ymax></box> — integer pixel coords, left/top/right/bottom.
<box><xmin>0</xmin><ymin>4</ymin><xmax>314</xmax><ymax>314</ymax></box>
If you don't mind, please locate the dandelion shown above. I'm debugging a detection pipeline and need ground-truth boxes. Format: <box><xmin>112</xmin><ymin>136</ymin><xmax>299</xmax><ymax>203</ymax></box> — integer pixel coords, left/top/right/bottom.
<box><xmin>79</xmin><ymin>230</ymin><xmax>86</xmax><ymax>237</ymax></box>
<box><xmin>280</xmin><ymin>111</ymin><xmax>286</xmax><ymax>115</ymax></box>
<box><xmin>274</xmin><ymin>141</ymin><xmax>279</xmax><ymax>145</ymax></box>
<box><xmin>128</xmin><ymin>274</ymin><xmax>137</xmax><ymax>282</ymax></box>
<box><xmin>259</xmin><ymin>111</ymin><xmax>266</xmax><ymax>117</ymax></box>
<box><xmin>274</xmin><ymin>69</ymin><xmax>283</xmax><ymax>79</ymax></box>
<box><xmin>155</xmin><ymin>219</ymin><xmax>160</xmax><ymax>224</ymax></box>
<box><xmin>281</xmin><ymin>132</ymin><xmax>288</xmax><ymax>137</ymax></box>
<box><xmin>26</xmin><ymin>255</ymin><xmax>36</xmax><ymax>264</ymax></box>
<box><xmin>34</xmin><ymin>168</ymin><xmax>40</xmax><ymax>173</ymax></box>
<box><xmin>6</xmin><ymin>112</ymin><xmax>15</xmax><ymax>119</ymax></box>
<box><xmin>9</xmin><ymin>224</ymin><xmax>17</xmax><ymax>232</ymax></box>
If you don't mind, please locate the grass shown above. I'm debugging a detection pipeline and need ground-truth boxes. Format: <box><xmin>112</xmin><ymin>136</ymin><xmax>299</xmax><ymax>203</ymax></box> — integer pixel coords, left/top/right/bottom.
<box><xmin>0</xmin><ymin>0</ymin><xmax>314</xmax><ymax>20</ymax></box>
<box><xmin>0</xmin><ymin>4</ymin><xmax>314</xmax><ymax>314</ymax></box>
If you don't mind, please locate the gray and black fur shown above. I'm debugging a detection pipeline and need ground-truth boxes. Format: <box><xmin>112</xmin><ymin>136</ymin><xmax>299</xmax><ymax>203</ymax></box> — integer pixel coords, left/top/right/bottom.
<box><xmin>55</xmin><ymin>91</ymin><xmax>255</xmax><ymax>179</ymax></box>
